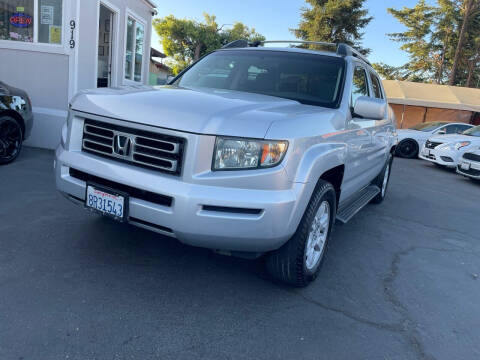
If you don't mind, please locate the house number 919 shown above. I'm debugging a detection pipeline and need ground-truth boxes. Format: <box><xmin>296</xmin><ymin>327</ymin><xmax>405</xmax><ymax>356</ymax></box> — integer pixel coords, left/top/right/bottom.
<box><xmin>69</xmin><ymin>20</ymin><xmax>76</xmax><ymax>49</ymax></box>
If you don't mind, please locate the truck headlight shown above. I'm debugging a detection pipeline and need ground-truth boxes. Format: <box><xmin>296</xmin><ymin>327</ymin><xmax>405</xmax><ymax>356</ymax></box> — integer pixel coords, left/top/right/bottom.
<box><xmin>455</xmin><ymin>141</ymin><xmax>470</xmax><ymax>150</ymax></box>
<box><xmin>213</xmin><ymin>137</ymin><xmax>288</xmax><ymax>170</ymax></box>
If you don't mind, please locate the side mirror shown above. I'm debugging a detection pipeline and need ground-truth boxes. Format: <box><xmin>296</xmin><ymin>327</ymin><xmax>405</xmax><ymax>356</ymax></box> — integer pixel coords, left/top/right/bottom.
<box><xmin>166</xmin><ymin>75</ymin><xmax>175</xmax><ymax>84</ymax></box>
<box><xmin>436</xmin><ymin>129</ymin><xmax>446</xmax><ymax>135</ymax></box>
<box><xmin>353</xmin><ymin>96</ymin><xmax>387</xmax><ymax>121</ymax></box>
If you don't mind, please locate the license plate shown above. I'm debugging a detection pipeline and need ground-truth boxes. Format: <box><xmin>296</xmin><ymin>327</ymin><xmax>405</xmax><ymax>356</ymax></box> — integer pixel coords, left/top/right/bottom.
<box><xmin>424</xmin><ymin>149</ymin><xmax>431</xmax><ymax>156</ymax></box>
<box><xmin>86</xmin><ymin>184</ymin><xmax>127</xmax><ymax>220</ymax></box>
<box><xmin>461</xmin><ymin>162</ymin><xmax>471</xmax><ymax>171</ymax></box>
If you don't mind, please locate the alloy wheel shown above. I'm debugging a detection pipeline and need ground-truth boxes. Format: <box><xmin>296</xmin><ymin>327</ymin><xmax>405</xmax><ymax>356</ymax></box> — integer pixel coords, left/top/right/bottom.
<box><xmin>398</xmin><ymin>140</ymin><xmax>417</xmax><ymax>158</ymax></box>
<box><xmin>305</xmin><ymin>200</ymin><xmax>330</xmax><ymax>270</ymax></box>
<box><xmin>0</xmin><ymin>118</ymin><xmax>22</xmax><ymax>163</ymax></box>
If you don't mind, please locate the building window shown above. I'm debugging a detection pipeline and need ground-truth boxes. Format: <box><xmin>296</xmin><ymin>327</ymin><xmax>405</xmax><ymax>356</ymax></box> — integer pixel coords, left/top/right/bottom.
<box><xmin>0</xmin><ymin>0</ymin><xmax>34</xmax><ymax>42</ymax></box>
<box><xmin>125</xmin><ymin>15</ymin><xmax>145</xmax><ymax>82</ymax></box>
<box><xmin>0</xmin><ymin>0</ymin><xmax>62</xmax><ymax>44</ymax></box>
<box><xmin>38</xmin><ymin>0</ymin><xmax>62</xmax><ymax>44</ymax></box>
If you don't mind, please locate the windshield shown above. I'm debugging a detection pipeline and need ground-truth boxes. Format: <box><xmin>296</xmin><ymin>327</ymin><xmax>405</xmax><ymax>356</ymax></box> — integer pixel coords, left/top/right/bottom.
<box><xmin>409</xmin><ymin>122</ymin><xmax>446</xmax><ymax>132</ymax></box>
<box><xmin>175</xmin><ymin>50</ymin><xmax>346</xmax><ymax>108</ymax></box>
<box><xmin>463</xmin><ymin>125</ymin><xmax>480</xmax><ymax>137</ymax></box>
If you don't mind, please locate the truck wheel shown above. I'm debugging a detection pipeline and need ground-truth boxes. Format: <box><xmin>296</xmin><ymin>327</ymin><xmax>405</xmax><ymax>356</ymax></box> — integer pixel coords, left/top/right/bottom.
<box><xmin>371</xmin><ymin>153</ymin><xmax>393</xmax><ymax>204</ymax></box>
<box><xmin>265</xmin><ymin>180</ymin><xmax>336</xmax><ymax>287</ymax></box>
<box><xmin>0</xmin><ymin>116</ymin><xmax>23</xmax><ymax>165</ymax></box>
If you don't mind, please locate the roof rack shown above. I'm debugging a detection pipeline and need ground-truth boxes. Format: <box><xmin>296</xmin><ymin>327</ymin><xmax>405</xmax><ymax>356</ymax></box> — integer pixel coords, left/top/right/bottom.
<box><xmin>221</xmin><ymin>40</ymin><xmax>371</xmax><ymax>66</ymax></box>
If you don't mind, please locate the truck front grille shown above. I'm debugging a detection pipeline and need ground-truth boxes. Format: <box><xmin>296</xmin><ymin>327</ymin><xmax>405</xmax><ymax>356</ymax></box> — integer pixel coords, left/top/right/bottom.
<box><xmin>82</xmin><ymin>119</ymin><xmax>185</xmax><ymax>175</ymax></box>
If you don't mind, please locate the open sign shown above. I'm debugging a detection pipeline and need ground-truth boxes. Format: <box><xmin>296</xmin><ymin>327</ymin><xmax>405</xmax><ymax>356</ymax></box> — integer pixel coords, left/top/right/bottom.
<box><xmin>10</xmin><ymin>13</ymin><xmax>32</xmax><ymax>28</ymax></box>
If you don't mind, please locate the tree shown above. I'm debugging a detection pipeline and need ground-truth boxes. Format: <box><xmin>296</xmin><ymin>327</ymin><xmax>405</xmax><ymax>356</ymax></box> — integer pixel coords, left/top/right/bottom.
<box><xmin>466</xmin><ymin>37</ymin><xmax>480</xmax><ymax>86</ymax></box>
<box><xmin>384</xmin><ymin>0</ymin><xmax>480</xmax><ymax>87</ymax></box>
<box><xmin>153</xmin><ymin>13</ymin><xmax>265</xmax><ymax>74</ymax></box>
<box><xmin>291</xmin><ymin>0</ymin><xmax>373</xmax><ymax>54</ymax></box>
<box><xmin>432</xmin><ymin>0</ymin><xmax>461</xmax><ymax>84</ymax></box>
<box><xmin>386</xmin><ymin>0</ymin><xmax>437</xmax><ymax>82</ymax></box>
<box><xmin>449</xmin><ymin>0</ymin><xmax>480</xmax><ymax>85</ymax></box>
<box><xmin>372</xmin><ymin>63</ymin><xmax>408</xmax><ymax>80</ymax></box>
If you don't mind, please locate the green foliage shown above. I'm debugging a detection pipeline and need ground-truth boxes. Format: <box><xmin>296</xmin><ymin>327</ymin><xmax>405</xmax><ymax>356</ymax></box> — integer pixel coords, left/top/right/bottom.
<box><xmin>384</xmin><ymin>0</ymin><xmax>480</xmax><ymax>87</ymax></box>
<box><xmin>153</xmin><ymin>13</ymin><xmax>265</xmax><ymax>75</ymax></box>
<box><xmin>372</xmin><ymin>63</ymin><xmax>408</xmax><ymax>81</ymax></box>
<box><xmin>387</xmin><ymin>0</ymin><xmax>437</xmax><ymax>80</ymax></box>
<box><xmin>292</xmin><ymin>0</ymin><xmax>373</xmax><ymax>54</ymax></box>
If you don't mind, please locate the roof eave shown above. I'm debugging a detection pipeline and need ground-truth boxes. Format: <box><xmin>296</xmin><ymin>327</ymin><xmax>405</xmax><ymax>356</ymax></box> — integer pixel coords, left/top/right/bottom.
<box><xmin>141</xmin><ymin>0</ymin><xmax>157</xmax><ymax>11</ymax></box>
<box><xmin>387</xmin><ymin>98</ymin><xmax>479</xmax><ymax>112</ymax></box>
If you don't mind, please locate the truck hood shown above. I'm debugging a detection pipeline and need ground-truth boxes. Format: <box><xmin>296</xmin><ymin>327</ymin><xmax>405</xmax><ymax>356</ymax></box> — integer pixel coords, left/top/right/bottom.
<box><xmin>70</xmin><ymin>86</ymin><xmax>337</xmax><ymax>138</ymax></box>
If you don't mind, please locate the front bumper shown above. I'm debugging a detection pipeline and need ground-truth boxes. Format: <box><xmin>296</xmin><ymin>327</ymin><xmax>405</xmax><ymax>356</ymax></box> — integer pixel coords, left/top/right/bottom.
<box><xmin>419</xmin><ymin>146</ymin><xmax>460</xmax><ymax>167</ymax></box>
<box><xmin>24</xmin><ymin>110</ymin><xmax>34</xmax><ymax>140</ymax></box>
<box><xmin>55</xmin><ymin>146</ymin><xmax>303</xmax><ymax>253</ymax></box>
<box><xmin>457</xmin><ymin>160</ymin><xmax>480</xmax><ymax>179</ymax></box>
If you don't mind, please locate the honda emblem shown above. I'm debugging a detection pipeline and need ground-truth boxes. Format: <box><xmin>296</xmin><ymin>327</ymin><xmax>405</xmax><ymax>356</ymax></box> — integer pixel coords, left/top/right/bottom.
<box><xmin>113</xmin><ymin>135</ymin><xmax>131</xmax><ymax>157</ymax></box>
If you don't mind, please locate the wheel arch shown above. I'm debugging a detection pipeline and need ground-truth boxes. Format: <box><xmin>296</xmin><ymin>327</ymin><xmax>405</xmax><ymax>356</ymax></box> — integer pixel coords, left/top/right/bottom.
<box><xmin>319</xmin><ymin>164</ymin><xmax>344</xmax><ymax>206</ymax></box>
<box><xmin>286</xmin><ymin>151</ymin><xmax>345</xmax><ymax>239</ymax></box>
<box><xmin>290</xmin><ymin>143</ymin><xmax>346</xmax><ymax>184</ymax></box>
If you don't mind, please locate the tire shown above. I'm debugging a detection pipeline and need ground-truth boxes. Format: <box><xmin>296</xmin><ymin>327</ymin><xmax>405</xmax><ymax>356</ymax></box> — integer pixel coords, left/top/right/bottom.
<box><xmin>396</xmin><ymin>139</ymin><xmax>418</xmax><ymax>158</ymax></box>
<box><xmin>265</xmin><ymin>180</ymin><xmax>336</xmax><ymax>287</ymax></box>
<box><xmin>0</xmin><ymin>116</ymin><xmax>23</xmax><ymax>165</ymax></box>
<box><xmin>371</xmin><ymin>153</ymin><xmax>393</xmax><ymax>204</ymax></box>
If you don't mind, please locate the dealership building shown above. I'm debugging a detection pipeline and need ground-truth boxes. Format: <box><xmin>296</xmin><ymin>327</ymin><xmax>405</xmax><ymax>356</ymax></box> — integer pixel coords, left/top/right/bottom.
<box><xmin>0</xmin><ymin>0</ymin><xmax>156</xmax><ymax>149</ymax></box>
<box><xmin>383</xmin><ymin>80</ymin><xmax>480</xmax><ymax>129</ymax></box>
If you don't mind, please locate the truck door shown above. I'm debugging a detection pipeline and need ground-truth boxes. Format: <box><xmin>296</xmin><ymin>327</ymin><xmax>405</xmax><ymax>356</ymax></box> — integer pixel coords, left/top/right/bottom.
<box><xmin>341</xmin><ymin>65</ymin><xmax>377</xmax><ymax>202</ymax></box>
<box><xmin>369</xmin><ymin>71</ymin><xmax>391</xmax><ymax>177</ymax></box>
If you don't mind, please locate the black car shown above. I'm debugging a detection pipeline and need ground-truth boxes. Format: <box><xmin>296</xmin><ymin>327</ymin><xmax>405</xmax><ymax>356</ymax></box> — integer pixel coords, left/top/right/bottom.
<box><xmin>0</xmin><ymin>81</ymin><xmax>33</xmax><ymax>164</ymax></box>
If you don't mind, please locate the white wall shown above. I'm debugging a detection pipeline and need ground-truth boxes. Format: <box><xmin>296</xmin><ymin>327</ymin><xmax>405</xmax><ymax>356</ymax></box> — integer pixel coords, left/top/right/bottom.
<box><xmin>0</xmin><ymin>0</ymin><xmax>154</xmax><ymax>149</ymax></box>
<box><xmin>0</xmin><ymin>48</ymin><xmax>70</xmax><ymax>149</ymax></box>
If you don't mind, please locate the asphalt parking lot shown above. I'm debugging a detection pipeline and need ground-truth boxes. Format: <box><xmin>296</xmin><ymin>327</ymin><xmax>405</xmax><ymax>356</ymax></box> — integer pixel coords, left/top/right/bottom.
<box><xmin>1</xmin><ymin>147</ymin><xmax>479</xmax><ymax>360</ymax></box>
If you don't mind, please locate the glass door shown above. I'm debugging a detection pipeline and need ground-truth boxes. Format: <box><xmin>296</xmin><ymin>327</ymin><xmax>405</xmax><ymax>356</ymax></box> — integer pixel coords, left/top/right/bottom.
<box><xmin>97</xmin><ymin>4</ymin><xmax>113</xmax><ymax>88</ymax></box>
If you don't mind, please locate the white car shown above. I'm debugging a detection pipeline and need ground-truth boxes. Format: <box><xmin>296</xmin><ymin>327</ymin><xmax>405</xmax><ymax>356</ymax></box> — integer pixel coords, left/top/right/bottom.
<box><xmin>419</xmin><ymin>126</ymin><xmax>480</xmax><ymax>167</ymax></box>
<box><xmin>457</xmin><ymin>148</ymin><xmax>480</xmax><ymax>180</ymax></box>
<box><xmin>396</xmin><ymin>122</ymin><xmax>474</xmax><ymax>158</ymax></box>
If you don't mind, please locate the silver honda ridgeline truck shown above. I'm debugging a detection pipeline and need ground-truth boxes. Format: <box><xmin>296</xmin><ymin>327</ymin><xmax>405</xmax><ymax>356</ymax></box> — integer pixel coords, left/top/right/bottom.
<box><xmin>55</xmin><ymin>41</ymin><xmax>397</xmax><ymax>287</ymax></box>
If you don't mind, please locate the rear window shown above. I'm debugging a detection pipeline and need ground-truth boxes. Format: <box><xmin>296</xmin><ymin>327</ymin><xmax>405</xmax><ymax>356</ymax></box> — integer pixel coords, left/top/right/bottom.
<box><xmin>463</xmin><ymin>126</ymin><xmax>480</xmax><ymax>137</ymax></box>
<box><xmin>175</xmin><ymin>50</ymin><xmax>346</xmax><ymax>108</ymax></box>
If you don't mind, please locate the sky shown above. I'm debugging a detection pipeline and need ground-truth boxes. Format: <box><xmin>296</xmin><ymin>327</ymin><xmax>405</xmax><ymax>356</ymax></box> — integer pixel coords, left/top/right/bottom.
<box><xmin>149</xmin><ymin>0</ymin><xmax>436</xmax><ymax>67</ymax></box>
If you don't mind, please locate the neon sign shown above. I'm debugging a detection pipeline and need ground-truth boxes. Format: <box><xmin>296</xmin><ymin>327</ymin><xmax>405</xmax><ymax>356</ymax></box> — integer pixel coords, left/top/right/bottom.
<box><xmin>10</xmin><ymin>13</ymin><xmax>32</xmax><ymax>28</ymax></box>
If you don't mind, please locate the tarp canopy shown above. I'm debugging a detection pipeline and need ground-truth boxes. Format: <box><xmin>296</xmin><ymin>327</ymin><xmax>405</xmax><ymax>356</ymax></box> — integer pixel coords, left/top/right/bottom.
<box><xmin>383</xmin><ymin>80</ymin><xmax>480</xmax><ymax>113</ymax></box>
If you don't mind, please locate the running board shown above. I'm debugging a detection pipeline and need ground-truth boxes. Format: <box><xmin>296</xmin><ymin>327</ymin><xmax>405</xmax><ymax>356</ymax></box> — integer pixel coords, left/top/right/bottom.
<box><xmin>336</xmin><ymin>185</ymin><xmax>380</xmax><ymax>224</ymax></box>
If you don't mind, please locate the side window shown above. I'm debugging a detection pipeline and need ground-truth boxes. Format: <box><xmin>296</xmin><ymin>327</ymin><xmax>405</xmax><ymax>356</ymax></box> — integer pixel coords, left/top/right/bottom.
<box><xmin>445</xmin><ymin>125</ymin><xmax>460</xmax><ymax>134</ymax></box>
<box><xmin>351</xmin><ymin>66</ymin><xmax>369</xmax><ymax>105</ymax></box>
<box><xmin>456</xmin><ymin>125</ymin><xmax>472</xmax><ymax>134</ymax></box>
<box><xmin>369</xmin><ymin>73</ymin><xmax>383</xmax><ymax>99</ymax></box>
